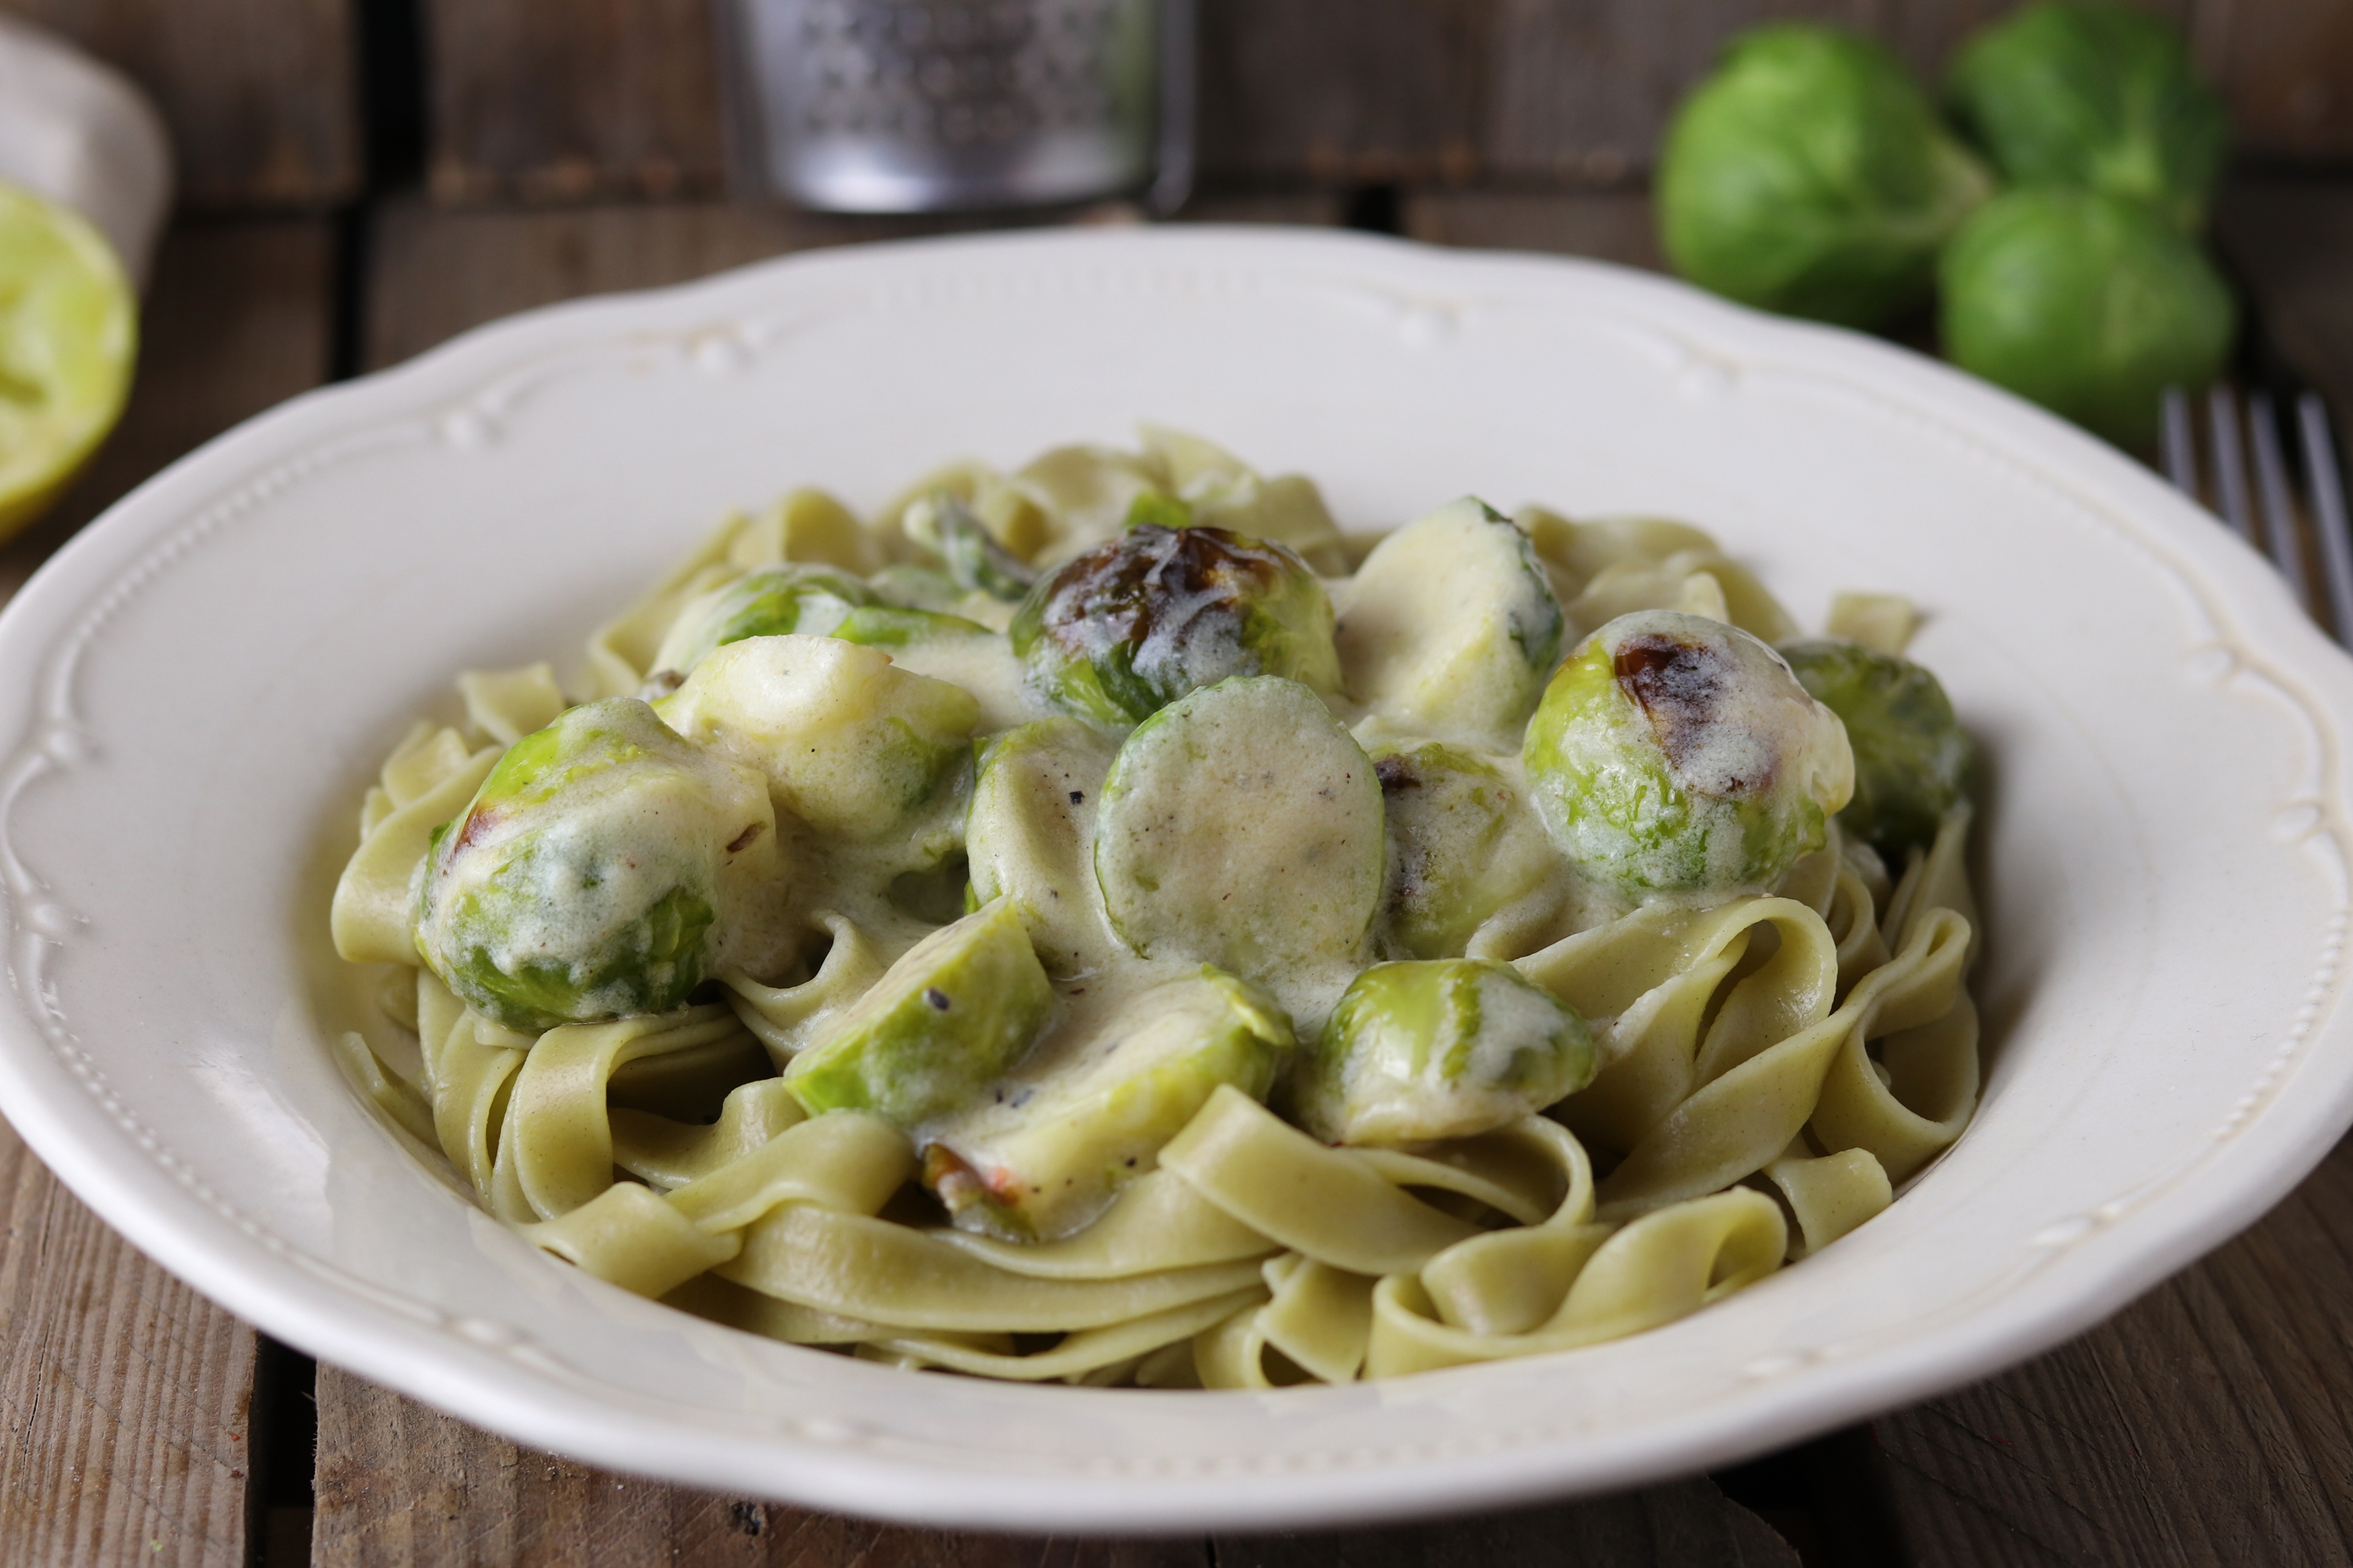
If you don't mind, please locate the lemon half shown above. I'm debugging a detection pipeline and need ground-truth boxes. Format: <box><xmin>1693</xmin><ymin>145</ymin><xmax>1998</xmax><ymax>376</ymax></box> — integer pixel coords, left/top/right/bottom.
<box><xmin>0</xmin><ymin>180</ymin><xmax>134</xmax><ymax>539</ymax></box>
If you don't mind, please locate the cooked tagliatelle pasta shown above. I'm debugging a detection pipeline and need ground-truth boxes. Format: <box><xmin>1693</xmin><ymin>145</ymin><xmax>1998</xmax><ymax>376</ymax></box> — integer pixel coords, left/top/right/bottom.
<box><xmin>329</xmin><ymin>428</ymin><xmax>1983</xmax><ymax>1388</ymax></box>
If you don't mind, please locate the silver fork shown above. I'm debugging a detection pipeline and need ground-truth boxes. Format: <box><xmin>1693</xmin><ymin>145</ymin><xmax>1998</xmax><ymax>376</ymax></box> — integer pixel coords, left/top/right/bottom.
<box><xmin>2162</xmin><ymin>386</ymin><xmax>2353</xmax><ymax>644</ymax></box>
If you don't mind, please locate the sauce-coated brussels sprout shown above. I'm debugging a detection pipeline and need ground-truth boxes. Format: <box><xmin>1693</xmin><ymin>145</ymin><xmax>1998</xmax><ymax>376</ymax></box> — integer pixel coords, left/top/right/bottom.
<box><xmin>1008</xmin><ymin>524</ymin><xmax>1340</xmax><ymax>727</ymax></box>
<box><xmin>1939</xmin><ymin>188</ymin><xmax>2233</xmax><ymax>449</ymax></box>
<box><xmin>784</xmin><ymin>897</ymin><xmax>1055</xmax><ymax>1126</ymax></box>
<box><xmin>924</xmin><ymin>967</ymin><xmax>1293</xmax><ymax>1239</ymax></box>
<box><xmin>1523</xmin><ymin>610</ymin><xmax>1853</xmax><ymax>901</ymax></box>
<box><xmin>1375</xmin><ymin>743</ymin><xmax>1559</xmax><ymax>960</ymax></box>
<box><xmin>1337</xmin><ymin>497</ymin><xmax>1564</xmax><ymax>748</ymax></box>
<box><xmin>1094</xmin><ymin>675</ymin><xmax>1384</xmax><ymax>978</ymax></box>
<box><xmin>1659</xmin><ymin>24</ymin><xmax>1993</xmax><ymax>329</ymax></box>
<box><xmin>1948</xmin><ymin>2</ymin><xmax>2225</xmax><ymax>233</ymax></box>
<box><xmin>1293</xmin><ymin>959</ymin><xmax>1595</xmax><ymax>1145</ymax></box>
<box><xmin>657</xmin><ymin>634</ymin><xmax>980</xmax><ymax>841</ymax></box>
<box><xmin>1780</xmin><ymin>640</ymin><xmax>1969</xmax><ymax>856</ymax></box>
<box><xmin>904</xmin><ymin>491</ymin><xmax>1039</xmax><ymax>602</ymax></box>
<box><xmin>411</xmin><ymin>698</ymin><xmax>782</xmax><ymax>1031</ymax></box>
<box><xmin>965</xmin><ymin>716</ymin><xmax>1121</xmax><ymax>973</ymax></box>
<box><xmin>649</xmin><ymin>565</ymin><xmax>876</xmax><ymax>683</ymax></box>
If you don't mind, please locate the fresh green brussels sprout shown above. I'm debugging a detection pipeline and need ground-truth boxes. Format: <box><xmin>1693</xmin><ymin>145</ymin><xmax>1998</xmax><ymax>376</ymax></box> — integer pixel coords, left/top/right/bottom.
<box><xmin>1940</xmin><ymin>188</ymin><xmax>2235</xmax><ymax>450</ymax></box>
<box><xmin>657</xmin><ymin>634</ymin><xmax>980</xmax><ymax>841</ymax></box>
<box><xmin>1094</xmin><ymin>675</ymin><xmax>1384</xmax><ymax>976</ymax></box>
<box><xmin>1375</xmin><ymin>743</ymin><xmax>1559</xmax><ymax>960</ymax></box>
<box><xmin>1293</xmin><ymin>959</ymin><xmax>1595</xmax><ymax>1145</ymax></box>
<box><xmin>1779</xmin><ymin>640</ymin><xmax>1969</xmax><ymax>856</ymax></box>
<box><xmin>965</xmin><ymin>716</ymin><xmax>1121</xmax><ymax>973</ymax></box>
<box><xmin>411</xmin><ymin>698</ymin><xmax>782</xmax><ymax>1032</ymax></box>
<box><xmin>784</xmin><ymin>897</ymin><xmax>1055</xmax><ymax>1126</ymax></box>
<box><xmin>1523</xmin><ymin>611</ymin><xmax>1853</xmax><ymax>901</ymax></box>
<box><xmin>1008</xmin><ymin>525</ymin><xmax>1341</xmax><ymax>727</ymax></box>
<box><xmin>649</xmin><ymin>565</ymin><xmax>876</xmax><ymax>682</ymax></box>
<box><xmin>1659</xmin><ymin>24</ymin><xmax>1993</xmax><ymax>329</ymax></box>
<box><xmin>1948</xmin><ymin>2</ymin><xmax>2225</xmax><ymax>233</ymax></box>
<box><xmin>923</xmin><ymin>967</ymin><xmax>1293</xmax><ymax>1240</ymax></box>
<box><xmin>903</xmin><ymin>490</ymin><xmax>1039</xmax><ymax>602</ymax></box>
<box><xmin>1337</xmin><ymin>497</ymin><xmax>1563</xmax><ymax>747</ymax></box>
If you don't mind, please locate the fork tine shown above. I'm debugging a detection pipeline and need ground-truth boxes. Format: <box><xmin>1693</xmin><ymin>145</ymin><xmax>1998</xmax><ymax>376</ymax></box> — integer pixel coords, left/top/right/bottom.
<box><xmin>2209</xmin><ymin>386</ymin><xmax>2256</xmax><ymax>542</ymax></box>
<box><xmin>2249</xmin><ymin>393</ymin><xmax>2313</xmax><ymax>611</ymax></box>
<box><xmin>2161</xmin><ymin>387</ymin><xmax>2198</xmax><ymax>495</ymax></box>
<box><xmin>2301</xmin><ymin>393</ymin><xmax>2353</xmax><ymax>647</ymax></box>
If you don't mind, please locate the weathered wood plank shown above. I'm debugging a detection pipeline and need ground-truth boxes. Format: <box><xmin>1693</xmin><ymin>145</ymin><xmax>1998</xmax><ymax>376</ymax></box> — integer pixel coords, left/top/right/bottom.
<box><xmin>0</xmin><ymin>0</ymin><xmax>360</xmax><ymax>208</ymax></box>
<box><xmin>311</xmin><ymin>1366</ymin><xmax>1211</xmax><ymax>1568</ymax></box>
<box><xmin>1403</xmin><ymin>187</ymin><xmax>1662</xmax><ymax>272</ymax></box>
<box><xmin>0</xmin><ymin>217</ymin><xmax>340</xmax><ymax>600</ymax></box>
<box><xmin>411</xmin><ymin>0</ymin><xmax>2351</xmax><ymax>200</ymax></box>
<box><xmin>0</xmin><ymin>216</ymin><xmax>336</xmax><ymax>1568</ymax></box>
<box><xmin>1875</xmin><ymin>1132</ymin><xmax>2353</xmax><ymax>1567</ymax></box>
<box><xmin>0</xmin><ymin>1114</ymin><xmax>257</xmax><ymax>1568</ymax></box>
<box><xmin>2215</xmin><ymin>180</ymin><xmax>2353</xmax><ymax>422</ymax></box>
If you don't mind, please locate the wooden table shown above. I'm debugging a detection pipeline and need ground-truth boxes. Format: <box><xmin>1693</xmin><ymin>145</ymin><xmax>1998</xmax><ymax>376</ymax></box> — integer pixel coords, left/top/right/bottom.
<box><xmin>7</xmin><ymin>4</ymin><xmax>2353</xmax><ymax>1565</ymax></box>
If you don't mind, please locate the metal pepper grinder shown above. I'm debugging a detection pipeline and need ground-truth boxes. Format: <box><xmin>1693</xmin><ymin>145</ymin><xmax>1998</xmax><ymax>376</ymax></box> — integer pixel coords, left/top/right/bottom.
<box><xmin>719</xmin><ymin>0</ymin><xmax>1194</xmax><ymax>215</ymax></box>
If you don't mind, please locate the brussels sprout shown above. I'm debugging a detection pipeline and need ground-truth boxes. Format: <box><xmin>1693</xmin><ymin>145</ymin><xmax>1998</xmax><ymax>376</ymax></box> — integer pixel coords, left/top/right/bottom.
<box><xmin>866</xmin><ymin>563</ymin><xmax>967</xmax><ymax>614</ymax></box>
<box><xmin>1779</xmin><ymin>640</ymin><xmax>1970</xmax><ymax>856</ymax></box>
<box><xmin>1659</xmin><ymin>24</ymin><xmax>1993</xmax><ymax>328</ymax></box>
<box><xmin>1293</xmin><ymin>959</ymin><xmax>1595</xmax><ymax>1145</ymax></box>
<box><xmin>830</xmin><ymin>604</ymin><xmax>993</xmax><ymax>649</ymax></box>
<box><xmin>649</xmin><ymin>565</ymin><xmax>876</xmax><ymax>682</ymax></box>
<box><xmin>1094</xmin><ymin>675</ymin><xmax>1384</xmax><ymax>976</ymax></box>
<box><xmin>923</xmin><ymin>967</ymin><xmax>1293</xmax><ymax>1239</ymax></box>
<box><xmin>411</xmin><ymin>698</ymin><xmax>782</xmax><ymax>1031</ymax></box>
<box><xmin>903</xmin><ymin>491</ymin><xmax>1039</xmax><ymax>602</ymax></box>
<box><xmin>784</xmin><ymin>897</ymin><xmax>1055</xmax><ymax>1126</ymax></box>
<box><xmin>1523</xmin><ymin>610</ymin><xmax>1853</xmax><ymax>901</ymax></box>
<box><xmin>1337</xmin><ymin>497</ymin><xmax>1564</xmax><ymax>747</ymax></box>
<box><xmin>1008</xmin><ymin>525</ymin><xmax>1341</xmax><ymax>727</ymax></box>
<box><xmin>965</xmin><ymin>716</ymin><xmax>1121</xmax><ymax>973</ymax></box>
<box><xmin>1139</xmin><ymin>425</ymin><xmax>1348</xmax><ymax>572</ymax></box>
<box><xmin>1940</xmin><ymin>188</ymin><xmax>2235</xmax><ymax>450</ymax></box>
<box><xmin>657</xmin><ymin>634</ymin><xmax>980</xmax><ymax>841</ymax></box>
<box><xmin>1375</xmin><ymin>743</ymin><xmax>1559</xmax><ymax>960</ymax></box>
<box><xmin>1949</xmin><ymin>2</ymin><xmax>2225</xmax><ymax>232</ymax></box>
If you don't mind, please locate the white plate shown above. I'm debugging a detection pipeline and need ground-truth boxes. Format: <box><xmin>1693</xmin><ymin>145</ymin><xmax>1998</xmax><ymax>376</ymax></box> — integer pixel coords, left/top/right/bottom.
<box><xmin>0</xmin><ymin>226</ymin><xmax>2347</xmax><ymax>1532</ymax></box>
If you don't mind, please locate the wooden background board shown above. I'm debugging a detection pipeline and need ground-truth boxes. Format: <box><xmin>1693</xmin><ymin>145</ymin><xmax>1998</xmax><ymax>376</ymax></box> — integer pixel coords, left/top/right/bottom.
<box><xmin>415</xmin><ymin>0</ymin><xmax>2353</xmax><ymax>206</ymax></box>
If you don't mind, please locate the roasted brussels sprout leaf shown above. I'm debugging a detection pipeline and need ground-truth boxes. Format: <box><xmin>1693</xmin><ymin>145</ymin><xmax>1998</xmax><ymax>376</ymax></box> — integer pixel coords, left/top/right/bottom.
<box><xmin>657</xmin><ymin>634</ymin><xmax>980</xmax><ymax>841</ymax></box>
<box><xmin>785</xmin><ymin>897</ymin><xmax>1055</xmax><ymax>1126</ymax></box>
<box><xmin>1009</xmin><ymin>525</ymin><xmax>1341</xmax><ymax>726</ymax></box>
<box><xmin>649</xmin><ymin>565</ymin><xmax>876</xmax><ymax>682</ymax></box>
<box><xmin>1659</xmin><ymin>23</ymin><xmax>1993</xmax><ymax>329</ymax></box>
<box><xmin>1948</xmin><ymin>1</ymin><xmax>2225</xmax><ymax>232</ymax></box>
<box><xmin>411</xmin><ymin>698</ymin><xmax>783</xmax><ymax>1031</ymax></box>
<box><xmin>1095</xmin><ymin>675</ymin><xmax>1384</xmax><ymax>977</ymax></box>
<box><xmin>1940</xmin><ymin>188</ymin><xmax>2234</xmax><ymax>450</ymax></box>
<box><xmin>1523</xmin><ymin>610</ymin><xmax>1854</xmax><ymax>901</ymax></box>
<box><xmin>1294</xmin><ymin>959</ymin><xmax>1595</xmax><ymax>1145</ymax></box>
<box><xmin>904</xmin><ymin>490</ymin><xmax>1039</xmax><ymax>602</ymax></box>
<box><xmin>965</xmin><ymin>716</ymin><xmax>1122</xmax><ymax>973</ymax></box>
<box><xmin>924</xmin><ymin>967</ymin><xmax>1293</xmax><ymax>1239</ymax></box>
<box><xmin>1376</xmin><ymin>743</ymin><xmax>1559</xmax><ymax>960</ymax></box>
<box><xmin>1338</xmin><ymin>497</ymin><xmax>1564</xmax><ymax>747</ymax></box>
<box><xmin>1780</xmin><ymin>640</ymin><xmax>1969</xmax><ymax>856</ymax></box>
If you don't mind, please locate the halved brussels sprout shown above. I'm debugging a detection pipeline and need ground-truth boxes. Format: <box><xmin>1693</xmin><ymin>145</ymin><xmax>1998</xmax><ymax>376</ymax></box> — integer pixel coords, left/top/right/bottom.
<box><xmin>1094</xmin><ymin>675</ymin><xmax>1384</xmax><ymax>977</ymax></box>
<box><xmin>1337</xmin><ymin>497</ymin><xmax>1564</xmax><ymax>747</ymax></box>
<box><xmin>657</xmin><ymin>634</ymin><xmax>980</xmax><ymax>841</ymax></box>
<box><xmin>649</xmin><ymin>565</ymin><xmax>876</xmax><ymax>684</ymax></box>
<box><xmin>924</xmin><ymin>967</ymin><xmax>1293</xmax><ymax>1240</ymax></box>
<box><xmin>1375</xmin><ymin>742</ymin><xmax>1559</xmax><ymax>959</ymax></box>
<box><xmin>784</xmin><ymin>897</ymin><xmax>1055</xmax><ymax>1126</ymax></box>
<box><xmin>903</xmin><ymin>491</ymin><xmax>1039</xmax><ymax>602</ymax></box>
<box><xmin>1778</xmin><ymin>640</ymin><xmax>1969</xmax><ymax>856</ymax></box>
<box><xmin>411</xmin><ymin>698</ymin><xmax>782</xmax><ymax>1032</ymax></box>
<box><xmin>965</xmin><ymin>716</ymin><xmax>1121</xmax><ymax>973</ymax></box>
<box><xmin>1523</xmin><ymin>610</ymin><xmax>1853</xmax><ymax>901</ymax></box>
<box><xmin>1009</xmin><ymin>525</ymin><xmax>1340</xmax><ymax>727</ymax></box>
<box><xmin>1293</xmin><ymin>958</ymin><xmax>1595</xmax><ymax>1145</ymax></box>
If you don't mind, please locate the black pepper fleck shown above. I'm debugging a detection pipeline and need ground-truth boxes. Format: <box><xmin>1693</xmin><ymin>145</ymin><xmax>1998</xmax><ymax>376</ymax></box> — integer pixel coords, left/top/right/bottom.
<box><xmin>924</xmin><ymin>987</ymin><xmax>951</xmax><ymax>1011</ymax></box>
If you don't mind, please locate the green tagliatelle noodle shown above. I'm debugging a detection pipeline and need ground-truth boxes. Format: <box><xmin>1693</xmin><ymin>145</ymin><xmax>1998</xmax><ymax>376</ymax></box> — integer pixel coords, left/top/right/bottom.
<box><xmin>328</xmin><ymin>431</ymin><xmax>1985</xmax><ymax>1387</ymax></box>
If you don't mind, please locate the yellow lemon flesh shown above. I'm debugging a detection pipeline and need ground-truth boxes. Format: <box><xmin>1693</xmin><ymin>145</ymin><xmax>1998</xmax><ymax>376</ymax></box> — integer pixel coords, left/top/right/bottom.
<box><xmin>0</xmin><ymin>181</ymin><xmax>134</xmax><ymax>540</ymax></box>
